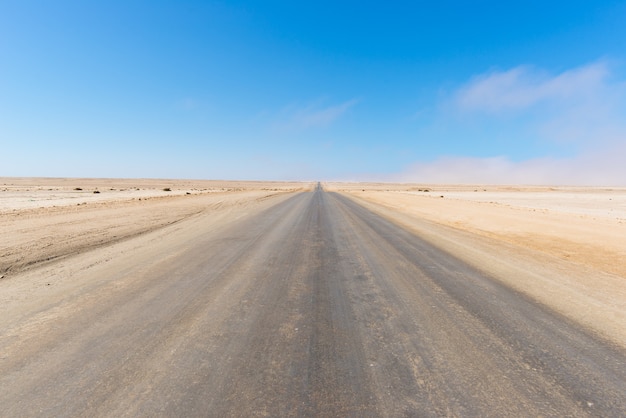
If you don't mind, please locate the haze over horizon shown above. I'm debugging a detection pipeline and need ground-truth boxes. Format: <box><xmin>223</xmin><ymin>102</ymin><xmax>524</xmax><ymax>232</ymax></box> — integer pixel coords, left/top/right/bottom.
<box><xmin>2</xmin><ymin>1</ymin><xmax>626</xmax><ymax>185</ymax></box>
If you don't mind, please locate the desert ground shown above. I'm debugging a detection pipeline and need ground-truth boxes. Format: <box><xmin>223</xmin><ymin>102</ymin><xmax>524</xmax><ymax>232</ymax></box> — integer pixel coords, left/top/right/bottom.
<box><xmin>1</xmin><ymin>178</ymin><xmax>625</xmax><ymax>416</ymax></box>
<box><xmin>0</xmin><ymin>178</ymin><xmax>306</xmax><ymax>277</ymax></box>
<box><xmin>326</xmin><ymin>182</ymin><xmax>626</xmax><ymax>348</ymax></box>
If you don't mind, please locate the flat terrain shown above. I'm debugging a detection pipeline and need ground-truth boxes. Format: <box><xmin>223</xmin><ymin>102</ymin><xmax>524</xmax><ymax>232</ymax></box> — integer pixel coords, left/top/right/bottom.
<box><xmin>1</xmin><ymin>179</ymin><xmax>625</xmax><ymax>416</ymax></box>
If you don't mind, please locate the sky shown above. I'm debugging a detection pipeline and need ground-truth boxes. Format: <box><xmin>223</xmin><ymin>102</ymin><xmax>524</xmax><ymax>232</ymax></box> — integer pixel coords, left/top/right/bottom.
<box><xmin>2</xmin><ymin>0</ymin><xmax>626</xmax><ymax>184</ymax></box>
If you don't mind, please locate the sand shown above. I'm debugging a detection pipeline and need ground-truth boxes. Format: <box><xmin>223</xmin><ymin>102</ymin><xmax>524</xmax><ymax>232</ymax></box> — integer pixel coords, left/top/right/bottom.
<box><xmin>1</xmin><ymin>178</ymin><xmax>625</xmax><ymax>348</ymax></box>
<box><xmin>327</xmin><ymin>183</ymin><xmax>626</xmax><ymax>348</ymax></box>
<box><xmin>0</xmin><ymin>178</ymin><xmax>308</xmax><ymax>276</ymax></box>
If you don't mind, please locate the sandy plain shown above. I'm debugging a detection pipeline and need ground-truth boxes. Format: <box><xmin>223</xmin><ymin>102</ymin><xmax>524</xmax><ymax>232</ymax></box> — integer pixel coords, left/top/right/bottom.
<box><xmin>2</xmin><ymin>178</ymin><xmax>624</xmax><ymax>351</ymax></box>
<box><xmin>327</xmin><ymin>182</ymin><xmax>626</xmax><ymax>348</ymax></box>
<box><xmin>1</xmin><ymin>178</ymin><xmax>626</xmax><ymax>414</ymax></box>
<box><xmin>0</xmin><ymin>177</ymin><xmax>307</xmax><ymax>277</ymax></box>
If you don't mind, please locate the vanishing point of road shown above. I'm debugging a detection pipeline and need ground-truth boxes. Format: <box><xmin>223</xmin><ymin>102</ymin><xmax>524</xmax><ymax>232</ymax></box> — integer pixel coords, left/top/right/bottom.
<box><xmin>1</xmin><ymin>185</ymin><xmax>626</xmax><ymax>416</ymax></box>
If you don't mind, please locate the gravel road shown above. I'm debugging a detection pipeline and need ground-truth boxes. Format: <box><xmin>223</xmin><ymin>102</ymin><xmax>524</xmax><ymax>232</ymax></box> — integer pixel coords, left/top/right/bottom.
<box><xmin>1</xmin><ymin>186</ymin><xmax>625</xmax><ymax>417</ymax></box>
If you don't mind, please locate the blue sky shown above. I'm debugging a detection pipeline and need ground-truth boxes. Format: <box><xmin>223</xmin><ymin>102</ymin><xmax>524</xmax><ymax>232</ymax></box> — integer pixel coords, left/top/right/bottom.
<box><xmin>2</xmin><ymin>1</ymin><xmax>626</xmax><ymax>184</ymax></box>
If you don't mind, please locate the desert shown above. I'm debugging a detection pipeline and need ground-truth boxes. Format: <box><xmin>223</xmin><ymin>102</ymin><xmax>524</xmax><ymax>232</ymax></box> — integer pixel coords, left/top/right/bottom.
<box><xmin>327</xmin><ymin>182</ymin><xmax>626</xmax><ymax>348</ymax></box>
<box><xmin>0</xmin><ymin>177</ymin><xmax>306</xmax><ymax>277</ymax></box>
<box><xmin>6</xmin><ymin>1</ymin><xmax>626</xmax><ymax>415</ymax></box>
<box><xmin>1</xmin><ymin>178</ymin><xmax>626</xmax><ymax>415</ymax></box>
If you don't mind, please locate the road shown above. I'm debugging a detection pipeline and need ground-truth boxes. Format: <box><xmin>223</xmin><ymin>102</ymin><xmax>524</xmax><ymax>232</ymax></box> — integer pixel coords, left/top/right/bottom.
<box><xmin>1</xmin><ymin>186</ymin><xmax>625</xmax><ymax>416</ymax></box>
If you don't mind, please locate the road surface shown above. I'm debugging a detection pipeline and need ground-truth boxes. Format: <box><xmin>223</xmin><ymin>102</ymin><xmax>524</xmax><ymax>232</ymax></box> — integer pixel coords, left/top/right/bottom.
<box><xmin>1</xmin><ymin>186</ymin><xmax>625</xmax><ymax>416</ymax></box>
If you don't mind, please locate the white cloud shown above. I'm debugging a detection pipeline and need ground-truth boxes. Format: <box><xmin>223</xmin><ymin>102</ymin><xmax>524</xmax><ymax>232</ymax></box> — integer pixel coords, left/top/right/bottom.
<box><xmin>396</xmin><ymin>61</ymin><xmax>626</xmax><ymax>186</ymax></box>
<box><xmin>174</xmin><ymin>97</ymin><xmax>199</xmax><ymax>110</ymax></box>
<box><xmin>396</xmin><ymin>146</ymin><xmax>626</xmax><ymax>186</ymax></box>
<box><xmin>455</xmin><ymin>61</ymin><xmax>611</xmax><ymax>112</ymax></box>
<box><xmin>273</xmin><ymin>98</ymin><xmax>359</xmax><ymax>132</ymax></box>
